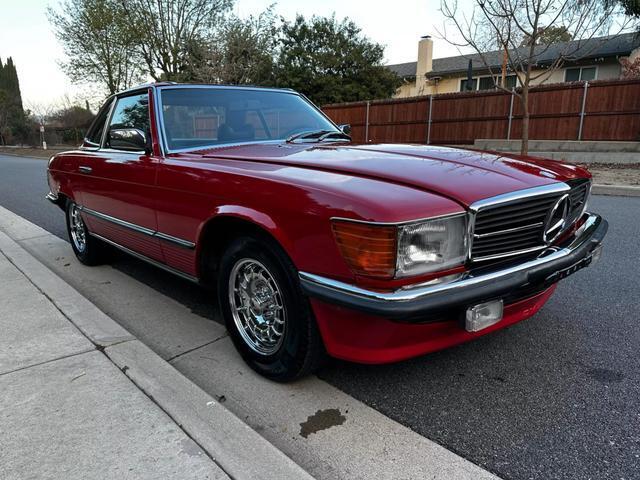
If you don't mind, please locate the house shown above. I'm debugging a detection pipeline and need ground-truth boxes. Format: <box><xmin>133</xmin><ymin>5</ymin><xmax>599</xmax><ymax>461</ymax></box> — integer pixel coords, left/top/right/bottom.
<box><xmin>388</xmin><ymin>33</ymin><xmax>640</xmax><ymax>98</ymax></box>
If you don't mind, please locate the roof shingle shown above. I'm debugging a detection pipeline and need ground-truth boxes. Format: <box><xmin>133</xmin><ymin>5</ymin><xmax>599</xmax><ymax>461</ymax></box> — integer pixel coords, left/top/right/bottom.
<box><xmin>387</xmin><ymin>32</ymin><xmax>640</xmax><ymax>78</ymax></box>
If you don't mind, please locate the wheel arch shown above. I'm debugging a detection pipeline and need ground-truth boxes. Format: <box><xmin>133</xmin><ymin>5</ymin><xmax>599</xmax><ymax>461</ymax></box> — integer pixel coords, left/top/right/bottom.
<box><xmin>56</xmin><ymin>192</ymin><xmax>71</xmax><ymax>210</ymax></box>
<box><xmin>196</xmin><ymin>206</ymin><xmax>297</xmax><ymax>285</ymax></box>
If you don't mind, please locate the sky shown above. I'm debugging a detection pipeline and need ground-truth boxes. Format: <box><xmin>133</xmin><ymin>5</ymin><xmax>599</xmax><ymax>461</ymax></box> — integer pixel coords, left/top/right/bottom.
<box><xmin>0</xmin><ymin>0</ymin><xmax>471</xmax><ymax>108</ymax></box>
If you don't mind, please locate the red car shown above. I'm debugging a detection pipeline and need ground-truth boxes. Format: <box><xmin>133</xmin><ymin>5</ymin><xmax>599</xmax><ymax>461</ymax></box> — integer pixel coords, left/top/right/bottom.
<box><xmin>47</xmin><ymin>83</ymin><xmax>607</xmax><ymax>381</ymax></box>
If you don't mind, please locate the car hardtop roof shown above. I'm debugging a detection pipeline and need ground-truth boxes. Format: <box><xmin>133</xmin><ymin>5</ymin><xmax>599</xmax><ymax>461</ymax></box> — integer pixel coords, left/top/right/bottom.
<box><xmin>115</xmin><ymin>82</ymin><xmax>298</xmax><ymax>97</ymax></box>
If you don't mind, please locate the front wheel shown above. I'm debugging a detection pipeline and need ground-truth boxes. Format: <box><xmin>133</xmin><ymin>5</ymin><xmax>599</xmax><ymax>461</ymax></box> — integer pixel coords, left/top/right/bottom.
<box><xmin>217</xmin><ymin>236</ymin><xmax>325</xmax><ymax>382</ymax></box>
<box><xmin>65</xmin><ymin>201</ymin><xmax>109</xmax><ymax>266</ymax></box>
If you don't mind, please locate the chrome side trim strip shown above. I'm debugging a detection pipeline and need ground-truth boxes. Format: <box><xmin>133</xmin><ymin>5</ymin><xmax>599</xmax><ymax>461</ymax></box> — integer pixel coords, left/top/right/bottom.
<box><xmin>80</xmin><ymin>206</ymin><xmax>156</xmax><ymax>236</ymax></box>
<box><xmin>79</xmin><ymin>205</ymin><xmax>196</xmax><ymax>249</ymax></box>
<box><xmin>90</xmin><ymin>232</ymin><xmax>199</xmax><ymax>283</ymax></box>
<box><xmin>155</xmin><ymin>231</ymin><xmax>197</xmax><ymax>249</ymax></box>
<box><xmin>299</xmin><ymin>213</ymin><xmax>602</xmax><ymax>304</ymax></box>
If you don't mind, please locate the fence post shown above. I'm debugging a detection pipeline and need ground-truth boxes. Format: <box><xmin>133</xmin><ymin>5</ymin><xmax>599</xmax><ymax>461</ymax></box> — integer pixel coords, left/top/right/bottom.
<box><xmin>427</xmin><ymin>95</ymin><xmax>433</xmax><ymax>144</ymax></box>
<box><xmin>365</xmin><ymin>101</ymin><xmax>370</xmax><ymax>143</ymax></box>
<box><xmin>507</xmin><ymin>89</ymin><xmax>515</xmax><ymax>140</ymax></box>
<box><xmin>578</xmin><ymin>81</ymin><xmax>589</xmax><ymax>141</ymax></box>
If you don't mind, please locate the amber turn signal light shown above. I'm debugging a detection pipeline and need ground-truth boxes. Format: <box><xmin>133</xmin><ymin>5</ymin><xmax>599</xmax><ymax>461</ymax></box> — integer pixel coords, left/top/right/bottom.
<box><xmin>331</xmin><ymin>220</ymin><xmax>397</xmax><ymax>279</ymax></box>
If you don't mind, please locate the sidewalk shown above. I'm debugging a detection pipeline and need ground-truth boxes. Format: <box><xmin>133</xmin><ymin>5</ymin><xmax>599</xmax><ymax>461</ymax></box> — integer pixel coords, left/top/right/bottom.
<box><xmin>0</xmin><ymin>230</ymin><xmax>313</xmax><ymax>480</ymax></box>
<box><xmin>0</xmin><ymin>205</ymin><xmax>501</xmax><ymax>480</ymax></box>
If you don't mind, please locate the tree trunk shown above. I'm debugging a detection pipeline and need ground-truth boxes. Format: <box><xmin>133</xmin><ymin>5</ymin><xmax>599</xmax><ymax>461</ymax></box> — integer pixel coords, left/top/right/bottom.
<box><xmin>521</xmin><ymin>83</ymin><xmax>529</xmax><ymax>156</ymax></box>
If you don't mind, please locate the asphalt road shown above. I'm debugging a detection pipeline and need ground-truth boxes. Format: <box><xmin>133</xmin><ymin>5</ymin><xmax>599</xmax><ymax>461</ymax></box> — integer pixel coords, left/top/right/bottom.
<box><xmin>1</xmin><ymin>152</ymin><xmax>638</xmax><ymax>480</ymax></box>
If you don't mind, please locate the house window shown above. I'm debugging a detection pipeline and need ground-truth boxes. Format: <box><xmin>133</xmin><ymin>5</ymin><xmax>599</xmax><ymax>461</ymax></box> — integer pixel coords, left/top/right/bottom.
<box><xmin>565</xmin><ymin>66</ymin><xmax>597</xmax><ymax>82</ymax></box>
<box><xmin>580</xmin><ymin>67</ymin><xmax>597</xmax><ymax>81</ymax></box>
<box><xmin>478</xmin><ymin>76</ymin><xmax>496</xmax><ymax>90</ymax></box>
<box><xmin>460</xmin><ymin>75</ymin><xmax>518</xmax><ymax>92</ymax></box>
<box><xmin>504</xmin><ymin>75</ymin><xmax>518</xmax><ymax>89</ymax></box>
<box><xmin>460</xmin><ymin>78</ymin><xmax>478</xmax><ymax>91</ymax></box>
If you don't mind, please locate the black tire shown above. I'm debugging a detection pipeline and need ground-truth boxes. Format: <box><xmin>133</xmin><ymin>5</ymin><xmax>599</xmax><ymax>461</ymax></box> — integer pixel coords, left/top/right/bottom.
<box><xmin>65</xmin><ymin>201</ymin><xmax>109</xmax><ymax>266</ymax></box>
<box><xmin>218</xmin><ymin>235</ymin><xmax>325</xmax><ymax>382</ymax></box>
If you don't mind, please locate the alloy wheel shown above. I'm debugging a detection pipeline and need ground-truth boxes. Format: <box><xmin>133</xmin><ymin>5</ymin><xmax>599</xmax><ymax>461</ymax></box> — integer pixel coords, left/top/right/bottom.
<box><xmin>69</xmin><ymin>204</ymin><xmax>87</xmax><ymax>253</ymax></box>
<box><xmin>228</xmin><ymin>258</ymin><xmax>286</xmax><ymax>355</ymax></box>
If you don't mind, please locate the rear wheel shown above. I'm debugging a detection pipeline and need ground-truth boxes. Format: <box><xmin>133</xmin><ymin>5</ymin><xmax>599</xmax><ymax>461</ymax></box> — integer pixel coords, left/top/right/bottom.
<box><xmin>65</xmin><ymin>201</ymin><xmax>109</xmax><ymax>266</ymax></box>
<box><xmin>217</xmin><ymin>236</ymin><xmax>325</xmax><ymax>382</ymax></box>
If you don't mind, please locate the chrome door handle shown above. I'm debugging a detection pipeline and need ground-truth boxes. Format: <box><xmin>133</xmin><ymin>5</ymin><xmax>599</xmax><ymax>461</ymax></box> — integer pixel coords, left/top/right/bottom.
<box><xmin>78</xmin><ymin>166</ymin><xmax>93</xmax><ymax>174</ymax></box>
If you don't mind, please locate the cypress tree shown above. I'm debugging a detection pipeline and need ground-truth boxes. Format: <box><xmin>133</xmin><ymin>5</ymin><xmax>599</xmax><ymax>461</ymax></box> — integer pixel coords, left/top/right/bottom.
<box><xmin>3</xmin><ymin>57</ymin><xmax>23</xmax><ymax>111</ymax></box>
<box><xmin>0</xmin><ymin>58</ymin><xmax>6</xmax><ymax>93</ymax></box>
<box><xmin>0</xmin><ymin>57</ymin><xmax>27</xmax><ymax>144</ymax></box>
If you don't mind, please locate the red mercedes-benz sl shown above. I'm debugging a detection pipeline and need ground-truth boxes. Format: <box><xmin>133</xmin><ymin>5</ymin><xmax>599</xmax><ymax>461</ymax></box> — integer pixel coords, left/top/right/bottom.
<box><xmin>46</xmin><ymin>83</ymin><xmax>607</xmax><ymax>381</ymax></box>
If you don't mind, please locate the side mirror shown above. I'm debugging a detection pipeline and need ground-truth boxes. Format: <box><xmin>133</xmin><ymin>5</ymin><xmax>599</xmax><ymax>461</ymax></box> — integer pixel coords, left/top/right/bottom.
<box><xmin>339</xmin><ymin>124</ymin><xmax>352</xmax><ymax>136</ymax></box>
<box><xmin>109</xmin><ymin>128</ymin><xmax>149</xmax><ymax>153</ymax></box>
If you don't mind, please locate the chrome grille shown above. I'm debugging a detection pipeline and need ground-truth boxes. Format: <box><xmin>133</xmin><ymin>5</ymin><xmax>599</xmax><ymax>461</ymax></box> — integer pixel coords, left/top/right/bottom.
<box><xmin>566</xmin><ymin>178</ymin><xmax>591</xmax><ymax>224</ymax></box>
<box><xmin>471</xmin><ymin>194</ymin><xmax>562</xmax><ymax>261</ymax></box>
<box><xmin>470</xmin><ymin>181</ymin><xmax>591</xmax><ymax>263</ymax></box>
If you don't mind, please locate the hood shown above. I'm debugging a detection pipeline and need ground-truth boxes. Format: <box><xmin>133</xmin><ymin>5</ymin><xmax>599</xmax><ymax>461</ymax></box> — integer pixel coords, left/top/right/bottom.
<box><xmin>192</xmin><ymin>143</ymin><xmax>587</xmax><ymax>207</ymax></box>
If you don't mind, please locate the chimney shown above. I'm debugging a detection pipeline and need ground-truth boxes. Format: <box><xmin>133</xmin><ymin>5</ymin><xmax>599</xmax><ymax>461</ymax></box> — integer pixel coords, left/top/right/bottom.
<box><xmin>415</xmin><ymin>35</ymin><xmax>433</xmax><ymax>94</ymax></box>
<box><xmin>416</xmin><ymin>35</ymin><xmax>434</xmax><ymax>79</ymax></box>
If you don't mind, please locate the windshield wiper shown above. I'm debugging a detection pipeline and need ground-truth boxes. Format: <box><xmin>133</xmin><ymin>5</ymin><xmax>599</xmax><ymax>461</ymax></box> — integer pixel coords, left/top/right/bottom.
<box><xmin>285</xmin><ymin>129</ymin><xmax>333</xmax><ymax>143</ymax></box>
<box><xmin>317</xmin><ymin>131</ymin><xmax>351</xmax><ymax>142</ymax></box>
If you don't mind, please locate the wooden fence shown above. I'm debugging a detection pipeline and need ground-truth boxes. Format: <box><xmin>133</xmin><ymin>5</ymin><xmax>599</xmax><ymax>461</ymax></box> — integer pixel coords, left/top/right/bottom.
<box><xmin>321</xmin><ymin>79</ymin><xmax>640</xmax><ymax>145</ymax></box>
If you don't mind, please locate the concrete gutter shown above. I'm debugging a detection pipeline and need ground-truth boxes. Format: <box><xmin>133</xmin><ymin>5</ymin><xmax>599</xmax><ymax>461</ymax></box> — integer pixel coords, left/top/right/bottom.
<box><xmin>0</xmin><ymin>228</ymin><xmax>314</xmax><ymax>480</ymax></box>
<box><xmin>592</xmin><ymin>184</ymin><xmax>640</xmax><ymax>197</ymax></box>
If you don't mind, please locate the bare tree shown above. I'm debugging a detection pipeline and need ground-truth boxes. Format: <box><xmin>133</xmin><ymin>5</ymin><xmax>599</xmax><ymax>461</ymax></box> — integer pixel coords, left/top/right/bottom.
<box><xmin>48</xmin><ymin>0</ymin><xmax>145</xmax><ymax>95</ymax></box>
<box><xmin>25</xmin><ymin>101</ymin><xmax>57</xmax><ymax>127</ymax></box>
<box><xmin>119</xmin><ymin>0</ymin><xmax>233</xmax><ymax>81</ymax></box>
<box><xmin>439</xmin><ymin>0</ymin><xmax>632</xmax><ymax>154</ymax></box>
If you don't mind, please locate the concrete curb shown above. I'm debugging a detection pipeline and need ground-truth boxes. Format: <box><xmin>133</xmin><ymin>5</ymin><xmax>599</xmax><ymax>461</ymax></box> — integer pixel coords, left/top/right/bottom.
<box><xmin>592</xmin><ymin>184</ymin><xmax>640</xmax><ymax>197</ymax></box>
<box><xmin>0</xmin><ymin>227</ymin><xmax>314</xmax><ymax>480</ymax></box>
<box><xmin>0</xmin><ymin>150</ymin><xmax>51</xmax><ymax>159</ymax></box>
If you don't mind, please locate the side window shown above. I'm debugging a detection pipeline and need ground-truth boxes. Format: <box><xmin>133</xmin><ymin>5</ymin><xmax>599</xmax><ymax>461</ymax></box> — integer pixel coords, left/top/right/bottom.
<box><xmin>85</xmin><ymin>98</ymin><xmax>113</xmax><ymax>147</ymax></box>
<box><xmin>107</xmin><ymin>93</ymin><xmax>150</xmax><ymax>150</ymax></box>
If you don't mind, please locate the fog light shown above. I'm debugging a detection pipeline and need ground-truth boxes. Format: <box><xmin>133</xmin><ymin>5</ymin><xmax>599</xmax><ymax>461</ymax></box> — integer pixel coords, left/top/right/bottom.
<box><xmin>465</xmin><ymin>300</ymin><xmax>503</xmax><ymax>332</ymax></box>
<box><xmin>590</xmin><ymin>244</ymin><xmax>603</xmax><ymax>265</ymax></box>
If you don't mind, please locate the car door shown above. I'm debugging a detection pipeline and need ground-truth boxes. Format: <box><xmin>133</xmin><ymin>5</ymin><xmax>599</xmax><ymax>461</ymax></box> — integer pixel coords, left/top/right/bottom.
<box><xmin>78</xmin><ymin>91</ymin><xmax>163</xmax><ymax>262</ymax></box>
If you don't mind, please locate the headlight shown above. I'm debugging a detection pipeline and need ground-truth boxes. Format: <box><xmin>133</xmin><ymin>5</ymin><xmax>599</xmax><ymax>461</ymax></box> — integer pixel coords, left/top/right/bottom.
<box><xmin>332</xmin><ymin>214</ymin><xmax>468</xmax><ymax>280</ymax></box>
<box><xmin>396</xmin><ymin>214</ymin><xmax>467</xmax><ymax>277</ymax></box>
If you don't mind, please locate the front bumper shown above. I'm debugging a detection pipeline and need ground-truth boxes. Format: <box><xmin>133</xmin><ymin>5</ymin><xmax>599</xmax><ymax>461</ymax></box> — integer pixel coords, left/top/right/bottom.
<box><xmin>45</xmin><ymin>191</ymin><xmax>59</xmax><ymax>203</ymax></box>
<box><xmin>300</xmin><ymin>213</ymin><xmax>607</xmax><ymax>321</ymax></box>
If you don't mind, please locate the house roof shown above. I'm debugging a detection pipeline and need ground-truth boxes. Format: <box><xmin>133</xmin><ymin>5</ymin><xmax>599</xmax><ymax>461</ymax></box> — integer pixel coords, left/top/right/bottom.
<box><xmin>387</xmin><ymin>32</ymin><xmax>640</xmax><ymax>78</ymax></box>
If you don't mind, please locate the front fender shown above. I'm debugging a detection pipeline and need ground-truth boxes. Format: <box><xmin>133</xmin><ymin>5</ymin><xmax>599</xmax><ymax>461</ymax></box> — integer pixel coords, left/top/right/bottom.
<box><xmin>197</xmin><ymin>205</ymin><xmax>297</xmax><ymax>261</ymax></box>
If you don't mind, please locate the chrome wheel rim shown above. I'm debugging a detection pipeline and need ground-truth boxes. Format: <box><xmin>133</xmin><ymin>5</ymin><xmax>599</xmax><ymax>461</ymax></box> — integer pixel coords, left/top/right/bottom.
<box><xmin>228</xmin><ymin>258</ymin><xmax>286</xmax><ymax>355</ymax></box>
<box><xmin>69</xmin><ymin>204</ymin><xmax>87</xmax><ymax>253</ymax></box>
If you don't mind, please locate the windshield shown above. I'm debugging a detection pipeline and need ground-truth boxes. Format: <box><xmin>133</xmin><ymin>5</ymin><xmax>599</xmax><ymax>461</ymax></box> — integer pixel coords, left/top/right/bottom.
<box><xmin>159</xmin><ymin>87</ymin><xmax>340</xmax><ymax>151</ymax></box>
